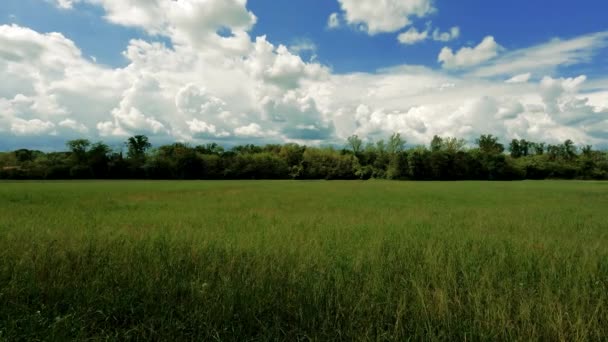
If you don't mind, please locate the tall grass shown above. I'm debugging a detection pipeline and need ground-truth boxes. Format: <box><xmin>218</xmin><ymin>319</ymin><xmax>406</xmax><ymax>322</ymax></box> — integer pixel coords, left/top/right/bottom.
<box><xmin>1</xmin><ymin>181</ymin><xmax>607</xmax><ymax>340</ymax></box>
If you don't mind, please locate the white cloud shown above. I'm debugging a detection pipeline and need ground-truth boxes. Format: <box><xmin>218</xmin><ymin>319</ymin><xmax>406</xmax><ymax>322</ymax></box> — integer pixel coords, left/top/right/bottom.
<box><xmin>175</xmin><ymin>84</ymin><xmax>230</xmax><ymax>120</ymax></box>
<box><xmin>439</xmin><ymin>36</ymin><xmax>502</xmax><ymax>69</ymax></box>
<box><xmin>432</xmin><ymin>27</ymin><xmax>460</xmax><ymax>42</ymax></box>
<box><xmin>112</xmin><ymin>108</ymin><xmax>167</xmax><ymax>136</ymax></box>
<box><xmin>314</xmin><ymin>64</ymin><xmax>608</xmax><ymax>145</ymax></box>
<box><xmin>246</xmin><ymin>36</ymin><xmax>329</xmax><ymax>90</ymax></box>
<box><xmin>327</xmin><ymin>12</ymin><xmax>340</xmax><ymax>29</ymax></box>
<box><xmin>51</xmin><ymin>0</ymin><xmax>257</xmax><ymax>53</ymax></box>
<box><xmin>234</xmin><ymin>123</ymin><xmax>276</xmax><ymax>138</ymax></box>
<box><xmin>335</xmin><ymin>0</ymin><xmax>435</xmax><ymax>35</ymax></box>
<box><xmin>539</xmin><ymin>75</ymin><xmax>600</xmax><ymax>126</ymax></box>
<box><xmin>96</xmin><ymin>75</ymin><xmax>170</xmax><ymax>137</ymax></box>
<box><xmin>398</xmin><ymin>27</ymin><xmax>428</xmax><ymax>45</ymax></box>
<box><xmin>58</xmin><ymin>119</ymin><xmax>88</xmax><ymax>133</ymax></box>
<box><xmin>497</xmin><ymin>99</ymin><xmax>525</xmax><ymax>119</ymax></box>
<box><xmin>472</xmin><ymin>32</ymin><xmax>608</xmax><ymax>77</ymax></box>
<box><xmin>53</xmin><ymin>0</ymin><xmax>75</xmax><ymax>9</ymax></box>
<box><xmin>288</xmin><ymin>38</ymin><xmax>317</xmax><ymax>61</ymax></box>
<box><xmin>186</xmin><ymin>119</ymin><xmax>229</xmax><ymax>138</ymax></box>
<box><xmin>352</xmin><ymin>105</ymin><xmax>429</xmax><ymax>138</ymax></box>
<box><xmin>11</xmin><ymin>118</ymin><xmax>55</xmax><ymax>136</ymax></box>
<box><xmin>187</xmin><ymin>119</ymin><xmax>215</xmax><ymax>135</ymax></box>
<box><xmin>398</xmin><ymin>26</ymin><xmax>460</xmax><ymax>45</ymax></box>
<box><xmin>3</xmin><ymin>4</ymin><xmax>608</xmax><ymax>149</ymax></box>
<box><xmin>506</xmin><ymin>73</ymin><xmax>532</xmax><ymax>84</ymax></box>
<box><xmin>261</xmin><ymin>89</ymin><xmax>334</xmax><ymax>140</ymax></box>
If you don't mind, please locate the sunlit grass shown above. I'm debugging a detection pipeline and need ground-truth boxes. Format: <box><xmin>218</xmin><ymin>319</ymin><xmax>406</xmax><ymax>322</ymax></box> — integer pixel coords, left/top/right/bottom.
<box><xmin>1</xmin><ymin>180</ymin><xmax>607</xmax><ymax>340</ymax></box>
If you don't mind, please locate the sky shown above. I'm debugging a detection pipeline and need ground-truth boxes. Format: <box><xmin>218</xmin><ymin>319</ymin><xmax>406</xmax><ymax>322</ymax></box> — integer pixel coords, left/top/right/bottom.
<box><xmin>1</xmin><ymin>0</ymin><xmax>608</xmax><ymax>151</ymax></box>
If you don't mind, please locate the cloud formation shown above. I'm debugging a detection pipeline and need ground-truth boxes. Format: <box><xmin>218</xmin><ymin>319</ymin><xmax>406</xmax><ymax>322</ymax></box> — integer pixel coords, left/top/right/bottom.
<box><xmin>398</xmin><ymin>26</ymin><xmax>460</xmax><ymax>45</ymax></box>
<box><xmin>438</xmin><ymin>36</ymin><xmax>502</xmax><ymax>69</ymax></box>
<box><xmin>471</xmin><ymin>32</ymin><xmax>608</xmax><ymax>77</ymax></box>
<box><xmin>334</xmin><ymin>0</ymin><xmax>434</xmax><ymax>34</ymax></box>
<box><xmin>1</xmin><ymin>0</ymin><xmax>608</xmax><ymax>150</ymax></box>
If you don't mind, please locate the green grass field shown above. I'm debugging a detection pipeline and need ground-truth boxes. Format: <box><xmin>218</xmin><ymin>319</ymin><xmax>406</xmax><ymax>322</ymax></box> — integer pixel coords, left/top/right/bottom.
<box><xmin>1</xmin><ymin>181</ymin><xmax>607</xmax><ymax>341</ymax></box>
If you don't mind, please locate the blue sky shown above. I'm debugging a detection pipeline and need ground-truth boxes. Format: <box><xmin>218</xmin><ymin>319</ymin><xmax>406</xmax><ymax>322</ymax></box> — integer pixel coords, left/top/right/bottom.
<box><xmin>0</xmin><ymin>0</ymin><xmax>608</xmax><ymax>150</ymax></box>
<box><xmin>249</xmin><ymin>0</ymin><xmax>608</xmax><ymax>74</ymax></box>
<box><xmin>2</xmin><ymin>0</ymin><xmax>606</xmax><ymax>73</ymax></box>
<box><xmin>1</xmin><ymin>0</ymin><xmax>164</xmax><ymax>67</ymax></box>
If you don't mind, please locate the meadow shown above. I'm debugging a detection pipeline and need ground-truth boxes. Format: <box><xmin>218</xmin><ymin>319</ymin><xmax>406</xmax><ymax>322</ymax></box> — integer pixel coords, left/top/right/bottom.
<box><xmin>0</xmin><ymin>180</ymin><xmax>607</xmax><ymax>341</ymax></box>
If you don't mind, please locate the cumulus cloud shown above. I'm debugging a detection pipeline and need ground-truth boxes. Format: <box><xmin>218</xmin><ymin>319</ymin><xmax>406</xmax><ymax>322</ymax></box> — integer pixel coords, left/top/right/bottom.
<box><xmin>2</xmin><ymin>0</ymin><xmax>335</xmax><ymax>147</ymax></box>
<box><xmin>289</xmin><ymin>38</ymin><xmax>317</xmax><ymax>61</ymax></box>
<box><xmin>538</xmin><ymin>75</ymin><xmax>607</xmax><ymax>128</ymax></box>
<box><xmin>398</xmin><ymin>27</ymin><xmax>428</xmax><ymax>45</ymax></box>
<box><xmin>177</xmin><ymin>85</ymin><xmax>233</xmax><ymax>139</ymax></box>
<box><xmin>314</xmin><ymin>63</ymin><xmax>608</xmax><ymax>146</ymax></box>
<box><xmin>187</xmin><ymin>119</ymin><xmax>230</xmax><ymax>138</ymax></box>
<box><xmin>351</xmin><ymin>105</ymin><xmax>429</xmax><ymax>139</ymax></box>
<box><xmin>11</xmin><ymin>118</ymin><xmax>55</xmax><ymax>136</ymax></box>
<box><xmin>438</xmin><ymin>36</ymin><xmax>502</xmax><ymax>69</ymax></box>
<box><xmin>55</xmin><ymin>0</ymin><xmax>256</xmax><ymax>33</ymax></box>
<box><xmin>234</xmin><ymin>123</ymin><xmax>276</xmax><ymax>138</ymax></box>
<box><xmin>96</xmin><ymin>76</ymin><xmax>171</xmax><ymax>137</ymax></box>
<box><xmin>432</xmin><ymin>27</ymin><xmax>460</xmax><ymax>42</ymax></box>
<box><xmin>246</xmin><ymin>36</ymin><xmax>328</xmax><ymax>89</ymax></box>
<box><xmin>398</xmin><ymin>26</ymin><xmax>460</xmax><ymax>45</ymax></box>
<box><xmin>52</xmin><ymin>0</ymin><xmax>257</xmax><ymax>54</ymax></box>
<box><xmin>2</xmin><ymin>2</ymin><xmax>608</xmax><ymax>149</ymax></box>
<box><xmin>58</xmin><ymin>119</ymin><xmax>88</xmax><ymax>133</ymax></box>
<box><xmin>335</xmin><ymin>0</ymin><xmax>435</xmax><ymax>34</ymax></box>
<box><xmin>261</xmin><ymin>89</ymin><xmax>334</xmax><ymax>140</ymax></box>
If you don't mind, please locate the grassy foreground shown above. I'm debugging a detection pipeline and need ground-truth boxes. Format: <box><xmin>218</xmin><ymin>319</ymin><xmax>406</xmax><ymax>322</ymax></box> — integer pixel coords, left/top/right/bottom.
<box><xmin>0</xmin><ymin>181</ymin><xmax>607</xmax><ymax>341</ymax></box>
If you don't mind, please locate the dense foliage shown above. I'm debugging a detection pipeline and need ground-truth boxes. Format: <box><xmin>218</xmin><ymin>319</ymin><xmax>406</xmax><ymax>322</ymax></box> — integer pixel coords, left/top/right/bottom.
<box><xmin>1</xmin><ymin>134</ymin><xmax>607</xmax><ymax>180</ymax></box>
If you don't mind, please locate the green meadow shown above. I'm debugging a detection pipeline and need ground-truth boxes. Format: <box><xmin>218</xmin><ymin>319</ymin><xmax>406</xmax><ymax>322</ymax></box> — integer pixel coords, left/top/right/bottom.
<box><xmin>1</xmin><ymin>181</ymin><xmax>607</xmax><ymax>341</ymax></box>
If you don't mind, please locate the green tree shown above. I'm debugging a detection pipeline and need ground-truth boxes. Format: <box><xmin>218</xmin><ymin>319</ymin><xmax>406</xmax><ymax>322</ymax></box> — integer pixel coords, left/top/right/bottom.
<box><xmin>430</xmin><ymin>135</ymin><xmax>444</xmax><ymax>152</ymax></box>
<box><xmin>88</xmin><ymin>142</ymin><xmax>112</xmax><ymax>178</ymax></box>
<box><xmin>387</xmin><ymin>152</ymin><xmax>408</xmax><ymax>180</ymax></box>
<box><xmin>408</xmin><ymin>146</ymin><xmax>430</xmax><ymax>180</ymax></box>
<box><xmin>127</xmin><ymin>135</ymin><xmax>151</xmax><ymax>162</ymax></box>
<box><xmin>67</xmin><ymin>139</ymin><xmax>91</xmax><ymax>164</ymax></box>
<box><xmin>531</xmin><ymin>142</ymin><xmax>545</xmax><ymax>155</ymax></box>
<box><xmin>563</xmin><ymin>139</ymin><xmax>577</xmax><ymax>160</ymax></box>
<box><xmin>476</xmin><ymin>135</ymin><xmax>504</xmax><ymax>155</ymax></box>
<box><xmin>346</xmin><ymin>135</ymin><xmax>363</xmax><ymax>155</ymax></box>
<box><xmin>301</xmin><ymin>147</ymin><xmax>358</xmax><ymax>180</ymax></box>
<box><xmin>195</xmin><ymin>143</ymin><xmax>224</xmax><ymax>155</ymax></box>
<box><xmin>509</xmin><ymin>139</ymin><xmax>522</xmax><ymax>158</ymax></box>
<box><xmin>14</xmin><ymin>149</ymin><xmax>37</xmax><ymax>163</ymax></box>
<box><xmin>125</xmin><ymin>135</ymin><xmax>152</xmax><ymax>177</ymax></box>
<box><xmin>387</xmin><ymin>133</ymin><xmax>405</xmax><ymax>154</ymax></box>
<box><xmin>443</xmin><ymin>137</ymin><xmax>466</xmax><ymax>153</ymax></box>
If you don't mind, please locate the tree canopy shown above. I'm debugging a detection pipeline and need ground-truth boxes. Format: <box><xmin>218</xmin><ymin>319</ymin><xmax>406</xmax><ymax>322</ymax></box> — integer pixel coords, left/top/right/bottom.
<box><xmin>1</xmin><ymin>134</ymin><xmax>607</xmax><ymax>181</ymax></box>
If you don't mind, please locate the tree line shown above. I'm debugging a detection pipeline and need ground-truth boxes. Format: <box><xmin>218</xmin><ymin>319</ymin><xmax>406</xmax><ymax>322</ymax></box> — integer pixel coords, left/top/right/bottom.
<box><xmin>1</xmin><ymin>134</ymin><xmax>607</xmax><ymax>180</ymax></box>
